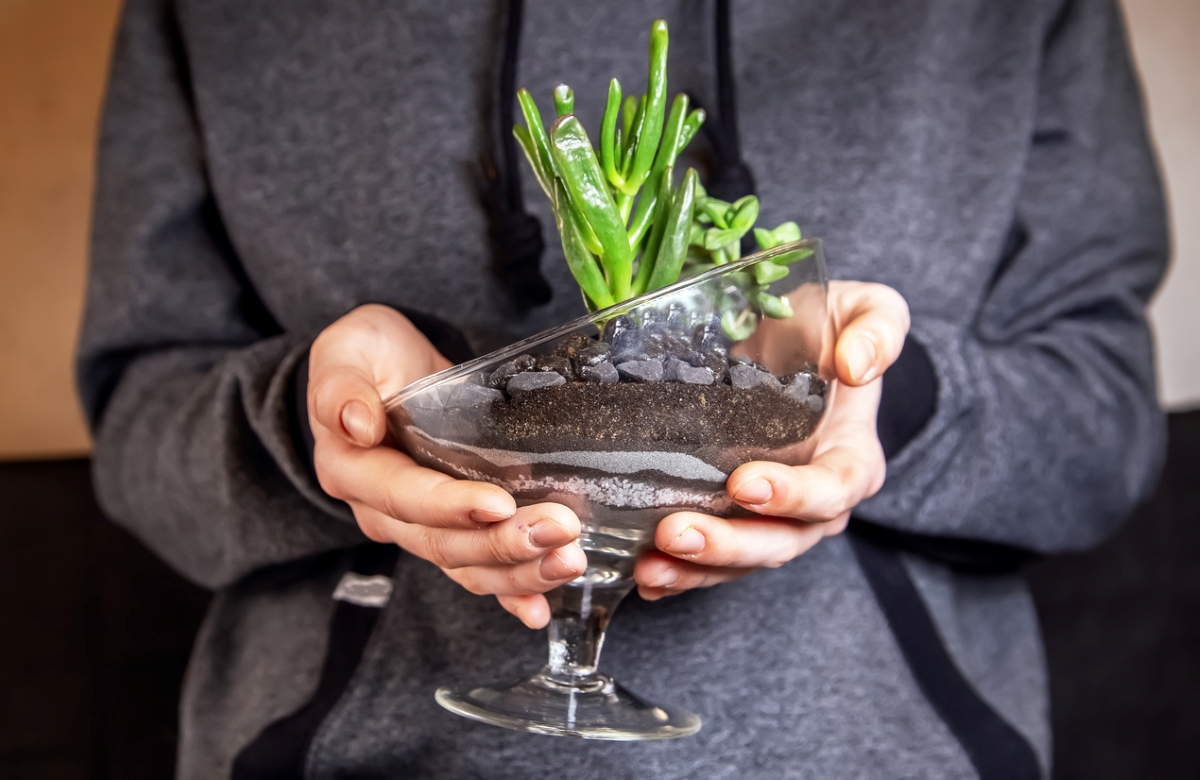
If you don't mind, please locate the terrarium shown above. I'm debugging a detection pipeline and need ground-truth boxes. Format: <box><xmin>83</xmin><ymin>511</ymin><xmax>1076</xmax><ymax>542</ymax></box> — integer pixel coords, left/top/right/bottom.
<box><xmin>384</xmin><ymin>239</ymin><xmax>829</xmax><ymax>739</ymax></box>
<box><xmin>382</xmin><ymin>19</ymin><xmax>835</xmax><ymax>739</ymax></box>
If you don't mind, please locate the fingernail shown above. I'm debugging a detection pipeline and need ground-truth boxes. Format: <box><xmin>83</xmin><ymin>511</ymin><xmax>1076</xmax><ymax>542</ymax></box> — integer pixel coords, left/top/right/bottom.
<box><xmin>649</xmin><ymin>568</ymin><xmax>680</xmax><ymax>588</ymax></box>
<box><xmin>847</xmin><ymin>338</ymin><xmax>879</xmax><ymax>384</ymax></box>
<box><xmin>540</xmin><ymin>550</ymin><xmax>580</xmax><ymax>581</ymax></box>
<box><xmin>470</xmin><ymin>508</ymin><xmax>514</xmax><ymax>524</ymax></box>
<box><xmin>340</xmin><ymin>400</ymin><xmax>374</xmax><ymax>445</ymax></box>
<box><xmin>734</xmin><ymin>478</ymin><xmax>773</xmax><ymax>505</ymax></box>
<box><xmin>665</xmin><ymin>527</ymin><xmax>706</xmax><ymax>555</ymax></box>
<box><xmin>529</xmin><ymin>519</ymin><xmax>573</xmax><ymax>548</ymax></box>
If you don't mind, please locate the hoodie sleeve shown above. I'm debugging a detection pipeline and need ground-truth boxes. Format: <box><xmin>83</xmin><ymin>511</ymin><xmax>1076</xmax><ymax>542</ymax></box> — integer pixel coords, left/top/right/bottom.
<box><xmin>76</xmin><ymin>0</ymin><xmax>364</xmax><ymax>590</ymax></box>
<box><xmin>857</xmin><ymin>0</ymin><xmax>1169</xmax><ymax>554</ymax></box>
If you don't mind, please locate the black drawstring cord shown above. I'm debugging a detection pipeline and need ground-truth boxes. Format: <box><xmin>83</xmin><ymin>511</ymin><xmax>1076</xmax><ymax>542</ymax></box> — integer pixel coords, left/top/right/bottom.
<box><xmin>693</xmin><ymin>0</ymin><xmax>757</xmax><ymax>204</ymax></box>
<box><xmin>483</xmin><ymin>0</ymin><xmax>553</xmax><ymax>310</ymax></box>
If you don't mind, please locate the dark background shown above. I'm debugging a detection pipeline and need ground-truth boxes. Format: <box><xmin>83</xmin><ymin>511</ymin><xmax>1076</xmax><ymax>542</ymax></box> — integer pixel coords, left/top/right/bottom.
<box><xmin>1</xmin><ymin>411</ymin><xmax>1197</xmax><ymax>780</ymax></box>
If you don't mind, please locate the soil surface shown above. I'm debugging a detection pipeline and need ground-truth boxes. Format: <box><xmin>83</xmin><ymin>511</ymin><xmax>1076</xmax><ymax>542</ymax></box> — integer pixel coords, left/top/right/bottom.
<box><xmin>478</xmin><ymin>381</ymin><xmax>822</xmax><ymax>454</ymax></box>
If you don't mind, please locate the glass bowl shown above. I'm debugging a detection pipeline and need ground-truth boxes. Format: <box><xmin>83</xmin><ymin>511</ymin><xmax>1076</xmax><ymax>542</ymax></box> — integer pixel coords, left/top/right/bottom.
<box><xmin>383</xmin><ymin>238</ymin><xmax>831</xmax><ymax>740</ymax></box>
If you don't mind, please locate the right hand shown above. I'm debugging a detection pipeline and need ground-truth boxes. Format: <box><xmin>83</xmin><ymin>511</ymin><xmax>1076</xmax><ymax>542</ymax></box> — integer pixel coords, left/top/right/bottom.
<box><xmin>308</xmin><ymin>304</ymin><xmax>586</xmax><ymax>629</ymax></box>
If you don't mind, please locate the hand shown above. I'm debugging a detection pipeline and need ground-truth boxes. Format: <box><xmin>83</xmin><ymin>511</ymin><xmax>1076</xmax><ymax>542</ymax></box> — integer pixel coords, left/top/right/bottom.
<box><xmin>634</xmin><ymin>281</ymin><xmax>911</xmax><ymax>600</ymax></box>
<box><xmin>308</xmin><ymin>304</ymin><xmax>586</xmax><ymax>629</ymax></box>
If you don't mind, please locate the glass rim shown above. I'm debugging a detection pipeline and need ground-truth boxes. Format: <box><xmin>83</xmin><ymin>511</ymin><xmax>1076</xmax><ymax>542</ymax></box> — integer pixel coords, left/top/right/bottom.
<box><xmin>383</xmin><ymin>238</ymin><xmax>825</xmax><ymax>409</ymax></box>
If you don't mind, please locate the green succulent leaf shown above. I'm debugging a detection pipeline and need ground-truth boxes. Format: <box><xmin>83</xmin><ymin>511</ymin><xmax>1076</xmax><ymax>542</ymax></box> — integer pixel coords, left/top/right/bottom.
<box><xmin>773</xmin><ymin>221</ymin><xmax>802</xmax><ymax>244</ymax></box>
<box><xmin>622</xmin><ymin>95</ymin><xmax>646</xmax><ymax>176</ymax></box>
<box><xmin>626</xmin><ymin>93</ymin><xmax>691</xmax><ymax>249</ymax></box>
<box><xmin>702</xmin><ymin>198</ymin><xmax>732</xmax><ymax>229</ymax></box>
<box><xmin>730</xmin><ymin>196</ymin><xmax>760</xmax><ymax>231</ymax></box>
<box><xmin>512</xmin><ymin>125</ymin><xmax>551</xmax><ymax>200</ymax></box>
<box><xmin>632</xmin><ymin>164</ymin><xmax>675</xmax><ymax>296</ymax></box>
<box><xmin>553</xmin><ymin>180</ymin><xmax>614</xmax><ymax>310</ymax></box>
<box><xmin>721</xmin><ymin>309</ymin><xmax>757</xmax><ymax>341</ymax></box>
<box><xmin>600</xmin><ymin>79</ymin><xmax>624</xmax><ymax>188</ymax></box>
<box><xmin>680</xmin><ymin>108</ymin><xmax>705</xmax><ymax>149</ymax></box>
<box><xmin>754</xmin><ymin>221</ymin><xmax>803</xmax><ymax>251</ymax></box>
<box><xmin>646</xmin><ymin>168</ymin><xmax>699</xmax><ymax>292</ymax></box>
<box><xmin>753</xmin><ymin>227</ymin><xmax>777</xmax><ymax>250</ymax></box>
<box><xmin>621</xmin><ymin>95</ymin><xmax>638</xmax><ymax>151</ymax></box>
<box><xmin>753</xmin><ymin>260</ymin><xmax>789</xmax><ymax>285</ymax></box>
<box><xmin>755</xmin><ymin>291</ymin><xmax>794</xmax><ymax>319</ymax></box>
<box><xmin>550</xmin><ymin>115</ymin><xmax>633</xmax><ymax>300</ymax></box>
<box><xmin>516</xmin><ymin>89</ymin><xmax>557</xmax><ymax>187</ymax></box>
<box><xmin>772</xmin><ymin>247</ymin><xmax>815</xmax><ymax>265</ymax></box>
<box><xmin>553</xmin><ymin>84</ymin><xmax>574</xmax><ymax>117</ymax></box>
<box><xmin>703</xmin><ymin>227</ymin><xmax>744</xmax><ymax>251</ymax></box>
<box><xmin>618</xmin><ymin>20</ymin><xmax>669</xmax><ymax>195</ymax></box>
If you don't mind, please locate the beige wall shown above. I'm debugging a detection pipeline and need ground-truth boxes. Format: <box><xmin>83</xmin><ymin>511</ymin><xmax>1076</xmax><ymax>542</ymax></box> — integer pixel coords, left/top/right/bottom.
<box><xmin>0</xmin><ymin>0</ymin><xmax>122</xmax><ymax>459</ymax></box>
<box><xmin>1124</xmin><ymin>0</ymin><xmax>1200</xmax><ymax>409</ymax></box>
<box><xmin>0</xmin><ymin>0</ymin><xmax>1197</xmax><ymax>460</ymax></box>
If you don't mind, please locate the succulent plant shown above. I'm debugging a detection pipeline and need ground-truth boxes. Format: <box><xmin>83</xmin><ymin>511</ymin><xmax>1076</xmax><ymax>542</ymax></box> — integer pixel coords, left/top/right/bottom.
<box><xmin>513</xmin><ymin>19</ymin><xmax>808</xmax><ymax>337</ymax></box>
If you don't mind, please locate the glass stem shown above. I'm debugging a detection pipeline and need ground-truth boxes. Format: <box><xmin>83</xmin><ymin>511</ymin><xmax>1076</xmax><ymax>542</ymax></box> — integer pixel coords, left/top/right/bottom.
<box><xmin>543</xmin><ymin>579</ymin><xmax>634</xmax><ymax>689</ymax></box>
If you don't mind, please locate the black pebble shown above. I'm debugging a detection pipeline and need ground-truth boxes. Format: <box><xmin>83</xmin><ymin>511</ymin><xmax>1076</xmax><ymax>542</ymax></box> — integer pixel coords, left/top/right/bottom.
<box><xmin>665</xmin><ymin>357</ymin><xmax>715</xmax><ymax>386</ymax></box>
<box><xmin>507</xmin><ymin>371</ymin><xmax>566</xmax><ymax>394</ymax></box>
<box><xmin>535</xmin><ymin>355</ymin><xmax>575</xmax><ymax>380</ymax></box>
<box><xmin>638</xmin><ymin>308</ymin><xmax>664</xmax><ymax>331</ymax></box>
<box><xmin>664</xmin><ymin>302</ymin><xmax>687</xmax><ymax>332</ymax></box>
<box><xmin>449</xmin><ymin>383</ymin><xmax>505</xmax><ymax>408</ymax></box>
<box><xmin>635</xmin><ymin>332</ymin><xmax>667</xmax><ymax>361</ymax></box>
<box><xmin>691</xmin><ymin>321</ymin><xmax>730</xmax><ymax>359</ymax></box>
<box><xmin>555</xmin><ymin>333</ymin><xmax>593</xmax><ymax>360</ymax></box>
<box><xmin>488</xmin><ymin>354</ymin><xmax>536</xmax><ymax>388</ymax></box>
<box><xmin>616</xmin><ymin>359</ymin><xmax>665</xmax><ymax>383</ymax></box>
<box><xmin>662</xmin><ymin>332</ymin><xmax>693</xmax><ymax>359</ymax></box>
<box><xmin>602</xmin><ymin>315</ymin><xmax>640</xmax><ymax>358</ymax></box>
<box><xmin>730</xmin><ymin>363</ymin><xmax>782</xmax><ymax>390</ymax></box>
<box><xmin>575</xmin><ymin>342</ymin><xmax>612</xmax><ymax>368</ymax></box>
<box><xmin>783</xmin><ymin>373</ymin><xmax>811</xmax><ymax>402</ymax></box>
<box><xmin>580</xmin><ymin>361</ymin><xmax>619</xmax><ymax>384</ymax></box>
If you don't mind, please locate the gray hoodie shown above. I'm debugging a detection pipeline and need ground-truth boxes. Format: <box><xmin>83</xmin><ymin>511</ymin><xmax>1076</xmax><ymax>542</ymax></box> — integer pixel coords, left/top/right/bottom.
<box><xmin>77</xmin><ymin>0</ymin><xmax>1167</xmax><ymax>777</ymax></box>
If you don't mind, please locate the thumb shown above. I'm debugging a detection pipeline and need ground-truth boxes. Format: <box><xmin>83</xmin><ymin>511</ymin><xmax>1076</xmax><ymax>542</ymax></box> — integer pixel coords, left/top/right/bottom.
<box><xmin>831</xmin><ymin>283</ymin><xmax>910</xmax><ymax>386</ymax></box>
<box><xmin>308</xmin><ymin>359</ymin><xmax>386</xmax><ymax>448</ymax></box>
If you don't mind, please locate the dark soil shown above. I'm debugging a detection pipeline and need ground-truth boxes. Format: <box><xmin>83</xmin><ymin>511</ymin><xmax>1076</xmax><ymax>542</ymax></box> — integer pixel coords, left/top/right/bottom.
<box><xmin>478</xmin><ymin>381</ymin><xmax>821</xmax><ymax>454</ymax></box>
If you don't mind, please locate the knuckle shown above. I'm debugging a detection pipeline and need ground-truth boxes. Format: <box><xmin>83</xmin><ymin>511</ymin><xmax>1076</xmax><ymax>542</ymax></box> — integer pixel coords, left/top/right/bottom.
<box><xmin>378</xmin><ymin>489</ymin><xmax>412</xmax><ymax>523</ymax></box>
<box><xmin>419</xmin><ymin>528</ymin><xmax>454</xmax><ymax>569</ymax></box>
<box><xmin>314</xmin><ymin>463</ymin><xmax>345</xmax><ymax>500</ymax></box>
<box><xmin>506</xmin><ymin>565</ymin><xmax>532</xmax><ymax>595</ymax></box>
<box><xmin>764</xmin><ymin>549</ymin><xmax>791</xmax><ymax>568</ymax></box>
<box><xmin>486</xmin><ymin>529</ymin><xmax>522</xmax><ymax>566</ymax></box>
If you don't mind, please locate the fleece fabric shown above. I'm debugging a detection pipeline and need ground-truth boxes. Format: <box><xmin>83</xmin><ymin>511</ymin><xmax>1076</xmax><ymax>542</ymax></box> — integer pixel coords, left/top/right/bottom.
<box><xmin>77</xmin><ymin>0</ymin><xmax>1167</xmax><ymax>777</ymax></box>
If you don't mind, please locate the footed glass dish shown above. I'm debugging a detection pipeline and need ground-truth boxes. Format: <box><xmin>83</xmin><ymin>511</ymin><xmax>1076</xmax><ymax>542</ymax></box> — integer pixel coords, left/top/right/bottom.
<box><xmin>383</xmin><ymin>239</ymin><xmax>831</xmax><ymax>740</ymax></box>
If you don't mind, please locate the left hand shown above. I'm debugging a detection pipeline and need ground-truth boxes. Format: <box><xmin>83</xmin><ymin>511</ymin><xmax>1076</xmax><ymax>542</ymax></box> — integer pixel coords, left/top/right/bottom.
<box><xmin>634</xmin><ymin>281</ymin><xmax>911</xmax><ymax>600</ymax></box>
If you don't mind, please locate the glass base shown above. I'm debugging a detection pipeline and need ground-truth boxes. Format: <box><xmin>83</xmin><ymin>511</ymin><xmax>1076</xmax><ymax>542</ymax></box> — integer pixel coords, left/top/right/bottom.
<box><xmin>435</xmin><ymin>669</ymin><xmax>701</xmax><ymax>740</ymax></box>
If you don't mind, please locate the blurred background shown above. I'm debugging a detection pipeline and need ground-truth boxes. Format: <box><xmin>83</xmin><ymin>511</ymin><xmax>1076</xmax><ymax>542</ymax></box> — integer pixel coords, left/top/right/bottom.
<box><xmin>0</xmin><ymin>0</ymin><xmax>1196</xmax><ymax>777</ymax></box>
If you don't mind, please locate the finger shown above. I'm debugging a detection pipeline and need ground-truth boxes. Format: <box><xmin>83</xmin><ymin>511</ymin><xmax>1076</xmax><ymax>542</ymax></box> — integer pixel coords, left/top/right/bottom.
<box><xmin>383</xmin><ymin>503</ymin><xmax>581</xmax><ymax>569</ymax></box>
<box><xmin>324</xmin><ymin>443</ymin><xmax>515</xmax><ymax>528</ymax></box>
<box><xmin>310</xmin><ymin>364</ymin><xmax>387</xmax><ymax>447</ymax></box>
<box><xmin>497</xmin><ymin>595</ymin><xmax>552</xmax><ymax>629</ymax></box>
<box><xmin>725</xmin><ymin>452</ymin><xmax>881</xmax><ymax>524</ymax></box>
<box><xmin>441</xmin><ymin>543</ymin><xmax>588</xmax><ymax>597</ymax></box>
<box><xmin>634</xmin><ymin>550</ymin><xmax>753</xmax><ymax>600</ymax></box>
<box><xmin>654</xmin><ymin>511</ymin><xmax>828</xmax><ymax>569</ymax></box>
<box><xmin>308</xmin><ymin>304</ymin><xmax>452</xmax><ymax>446</ymax></box>
<box><xmin>726</xmin><ymin>388</ymin><xmax>885</xmax><ymax>522</ymax></box>
<box><xmin>831</xmin><ymin>282</ymin><xmax>910</xmax><ymax>385</ymax></box>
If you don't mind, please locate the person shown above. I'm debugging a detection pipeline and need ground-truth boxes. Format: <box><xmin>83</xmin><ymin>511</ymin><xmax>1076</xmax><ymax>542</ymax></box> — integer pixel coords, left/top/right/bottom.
<box><xmin>76</xmin><ymin>0</ymin><xmax>1167</xmax><ymax>777</ymax></box>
